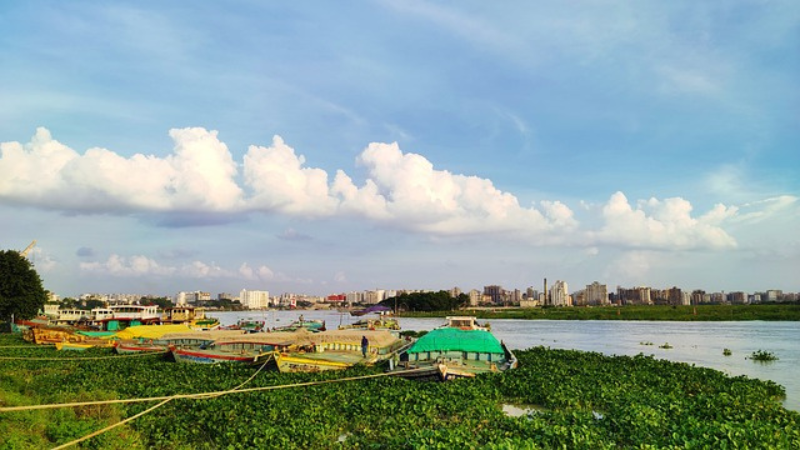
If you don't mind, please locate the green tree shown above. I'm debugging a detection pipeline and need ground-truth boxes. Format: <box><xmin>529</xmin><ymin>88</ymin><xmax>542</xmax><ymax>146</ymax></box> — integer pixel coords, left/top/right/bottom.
<box><xmin>0</xmin><ymin>250</ymin><xmax>47</xmax><ymax>330</ymax></box>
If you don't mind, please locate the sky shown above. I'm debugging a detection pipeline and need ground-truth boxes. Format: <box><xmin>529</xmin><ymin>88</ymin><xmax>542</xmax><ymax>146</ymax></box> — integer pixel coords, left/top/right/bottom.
<box><xmin>1</xmin><ymin>1</ymin><xmax>798</xmax><ymax>298</ymax></box>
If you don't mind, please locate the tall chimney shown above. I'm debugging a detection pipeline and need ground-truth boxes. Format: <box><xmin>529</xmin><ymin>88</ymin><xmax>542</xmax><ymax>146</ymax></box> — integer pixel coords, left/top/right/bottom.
<box><xmin>544</xmin><ymin>278</ymin><xmax>548</xmax><ymax>305</ymax></box>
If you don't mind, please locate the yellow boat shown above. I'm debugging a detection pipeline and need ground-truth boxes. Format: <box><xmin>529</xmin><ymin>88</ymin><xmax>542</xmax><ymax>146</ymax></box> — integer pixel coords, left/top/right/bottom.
<box><xmin>55</xmin><ymin>342</ymin><xmax>94</xmax><ymax>351</ymax></box>
<box><xmin>273</xmin><ymin>329</ymin><xmax>409</xmax><ymax>373</ymax></box>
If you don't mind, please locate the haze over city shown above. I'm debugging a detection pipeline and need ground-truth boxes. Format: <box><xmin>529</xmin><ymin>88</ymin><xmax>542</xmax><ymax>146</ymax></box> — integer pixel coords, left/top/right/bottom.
<box><xmin>1</xmin><ymin>1</ymin><xmax>798</xmax><ymax>298</ymax></box>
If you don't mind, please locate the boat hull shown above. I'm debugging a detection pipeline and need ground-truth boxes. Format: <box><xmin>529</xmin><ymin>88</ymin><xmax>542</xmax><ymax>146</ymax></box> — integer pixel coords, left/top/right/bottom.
<box><xmin>169</xmin><ymin>346</ymin><xmax>272</xmax><ymax>365</ymax></box>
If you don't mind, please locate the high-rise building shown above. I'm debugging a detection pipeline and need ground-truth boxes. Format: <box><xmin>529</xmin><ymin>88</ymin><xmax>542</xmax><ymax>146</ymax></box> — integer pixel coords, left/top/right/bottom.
<box><xmin>239</xmin><ymin>289</ymin><xmax>270</xmax><ymax>309</ymax></box>
<box><xmin>585</xmin><ymin>282</ymin><xmax>609</xmax><ymax>306</ymax></box>
<box><xmin>550</xmin><ymin>280</ymin><xmax>569</xmax><ymax>306</ymax></box>
<box><xmin>483</xmin><ymin>285</ymin><xmax>504</xmax><ymax>304</ymax></box>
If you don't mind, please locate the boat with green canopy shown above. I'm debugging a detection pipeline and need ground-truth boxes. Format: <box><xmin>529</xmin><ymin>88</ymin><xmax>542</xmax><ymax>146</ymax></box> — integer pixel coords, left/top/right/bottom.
<box><xmin>392</xmin><ymin>316</ymin><xmax>517</xmax><ymax>381</ymax></box>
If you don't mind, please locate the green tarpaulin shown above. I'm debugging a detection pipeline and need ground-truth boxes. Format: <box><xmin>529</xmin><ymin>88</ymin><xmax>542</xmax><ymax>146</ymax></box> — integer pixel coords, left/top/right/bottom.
<box><xmin>407</xmin><ymin>328</ymin><xmax>504</xmax><ymax>354</ymax></box>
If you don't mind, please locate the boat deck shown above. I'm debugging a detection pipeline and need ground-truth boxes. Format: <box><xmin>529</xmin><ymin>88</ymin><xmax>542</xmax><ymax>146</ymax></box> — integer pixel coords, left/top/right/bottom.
<box><xmin>287</xmin><ymin>350</ymin><xmax>370</xmax><ymax>365</ymax></box>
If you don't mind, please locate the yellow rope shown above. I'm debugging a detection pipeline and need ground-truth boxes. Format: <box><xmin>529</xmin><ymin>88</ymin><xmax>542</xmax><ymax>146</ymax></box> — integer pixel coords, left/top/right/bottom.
<box><xmin>50</xmin><ymin>398</ymin><xmax>173</xmax><ymax>450</ymax></box>
<box><xmin>48</xmin><ymin>355</ymin><xmax>275</xmax><ymax>450</ymax></box>
<box><xmin>0</xmin><ymin>367</ymin><xmax>429</xmax><ymax>413</ymax></box>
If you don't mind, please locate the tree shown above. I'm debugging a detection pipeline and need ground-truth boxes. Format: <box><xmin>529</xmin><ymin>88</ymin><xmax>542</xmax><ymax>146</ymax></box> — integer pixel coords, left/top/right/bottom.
<box><xmin>0</xmin><ymin>250</ymin><xmax>47</xmax><ymax>330</ymax></box>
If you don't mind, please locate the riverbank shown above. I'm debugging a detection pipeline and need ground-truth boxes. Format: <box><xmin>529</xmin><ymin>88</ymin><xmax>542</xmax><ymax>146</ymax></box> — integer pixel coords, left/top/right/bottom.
<box><xmin>397</xmin><ymin>304</ymin><xmax>800</xmax><ymax>321</ymax></box>
<box><xmin>1</xmin><ymin>333</ymin><xmax>797</xmax><ymax>448</ymax></box>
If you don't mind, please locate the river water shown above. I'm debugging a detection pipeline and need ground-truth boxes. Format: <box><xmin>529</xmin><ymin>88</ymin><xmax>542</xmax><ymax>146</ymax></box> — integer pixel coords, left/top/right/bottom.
<box><xmin>210</xmin><ymin>310</ymin><xmax>800</xmax><ymax>411</ymax></box>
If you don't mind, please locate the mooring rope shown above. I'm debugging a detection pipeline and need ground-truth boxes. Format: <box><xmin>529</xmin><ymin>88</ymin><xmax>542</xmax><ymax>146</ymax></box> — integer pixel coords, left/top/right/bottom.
<box><xmin>48</xmin><ymin>354</ymin><xmax>276</xmax><ymax>450</ymax></box>
<box><xmin>1</xmin><ymin>367</ymin><xmax>430</xmax><ymax>413</ymax></box>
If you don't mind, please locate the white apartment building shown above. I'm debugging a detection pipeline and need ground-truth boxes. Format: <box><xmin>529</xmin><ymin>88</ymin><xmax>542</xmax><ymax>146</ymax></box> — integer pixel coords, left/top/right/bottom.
<box><xmin>240</xmin><ymin>289</ymin><xmax>270</xmax><ymax>309</ymax></box>
<box><xmin>550</xmin><ymin>280</ymin><xmax>570</xmax><ymax>306</ymax></box>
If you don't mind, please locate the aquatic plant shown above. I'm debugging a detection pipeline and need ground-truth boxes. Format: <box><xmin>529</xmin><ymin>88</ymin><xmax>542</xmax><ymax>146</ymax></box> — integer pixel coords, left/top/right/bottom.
<box><xmin>658</xmin><ymin>343</ymin><xmax>673</xmax><ymax>349</ymax></box>
<box><xmin>723</xmin><ymin>348</ymin><xmax>732</xmax><ymax>356</ymax></box>
<box><xmin>748</xmin><ymin>349</ymin><xmax>779</xmax><ymax>361</ymax></box>
<box><xmin>1</xmin><ymin>333</ymin><xmax>798</xmax><ymax>449</ymax></box>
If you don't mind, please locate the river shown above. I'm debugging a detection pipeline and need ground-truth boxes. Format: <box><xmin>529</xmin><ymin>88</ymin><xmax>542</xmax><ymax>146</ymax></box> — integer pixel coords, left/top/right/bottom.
<box><xmin>210</xmin><ymin>310</ymin><xmax>800</xmax><ymax>411</ymax></box>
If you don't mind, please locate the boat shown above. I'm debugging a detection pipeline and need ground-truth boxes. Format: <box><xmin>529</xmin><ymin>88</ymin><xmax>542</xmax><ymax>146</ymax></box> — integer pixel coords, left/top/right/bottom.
<box><xmin>350</xmin><ymin>305</ymin><xmax>392</xmax><ymax>317</ymax></box>
<box><xmin>390</xmin><ymin>316</ymin><xmax>517</xmax><ymax>381</ymax></box>
<box><xmin>271</xmin><ymin>316</ymin><xmax>326</xmax><ymax>333</ymax></box>
<box><xmin>114</xmin><ymin>328</ymin><xmax>247</xmax><ymax>355</ymax></box>
<box><xmin>169</xmin><ymin>339</ymin><xmax>278</xmax><ymax>365</ymax></box>
<box><xmin>273</xmin><ymin>329</ymin><xmax>410</xmax><ymax>373</ymax></box>
<box><xmin>164</xmin><ymin>306</ymin><xmax>221</xmax><ymax>330</ymax></box>
<box><xmin>55</xmin><ymin>338</ymin><xmax>114</xmax><ymax>351</ymax></box>
<box><xmin>113</xmin><ymin>340</ymin><xmax>169</xmax><ymax>354</ymax></box>
<box><xmin>221</xmin><ymin>318</ymin><xmax>267</xmax><ymax>333</ymax></box>
<box><xmin>338</xmin><ymin>317</ymin><xmax>400</xmax><ymax>331</ymax></box>
<box><xmin>55</xmin><ymin>342</ymin><xmax>94</xmax><ymax>351</ymax></box>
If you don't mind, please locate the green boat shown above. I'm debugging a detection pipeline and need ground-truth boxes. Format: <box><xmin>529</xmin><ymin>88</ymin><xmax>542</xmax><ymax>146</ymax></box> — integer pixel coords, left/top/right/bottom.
<box><xmin>391</xmin><ymin>317</ymin><xmax>517</xmax><ymax>381</ymax></box>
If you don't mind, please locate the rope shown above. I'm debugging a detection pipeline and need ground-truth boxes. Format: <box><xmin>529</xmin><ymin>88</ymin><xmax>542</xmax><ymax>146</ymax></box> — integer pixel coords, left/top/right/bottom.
<box><xmin>48</xmin><ymin>354</ymin><xmax>275</xmax><ymax>450</ymax></box>
<box><xmin>0</xmin><ymin>351</ymin><xmax>169</xmax><ymax>361</ymax></box>
<box><xmin>50</xmin><ymin>398</ymin><xmax>172</xmax><ymax>450</ymax></box>
<box><xmin>0</xmin><ymin>367</ymin><xmax>430</xmax><ymax>413</ymax></box>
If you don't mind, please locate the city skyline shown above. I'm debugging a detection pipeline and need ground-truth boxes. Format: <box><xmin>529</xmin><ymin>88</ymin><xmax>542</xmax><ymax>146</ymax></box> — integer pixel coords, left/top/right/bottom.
<box><xmin>2</xmin><ymin>2</ymin><xmax>798</xmax><ymax>297</ymax></box>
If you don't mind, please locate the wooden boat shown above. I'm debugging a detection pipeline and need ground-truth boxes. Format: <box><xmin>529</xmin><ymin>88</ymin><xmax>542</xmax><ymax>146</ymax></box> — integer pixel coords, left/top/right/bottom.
<box><xmin>274</xmin><ymin>329</ymin><xmax>410</xmax><ymax>373</ymax></box>
<box><xmin>338</xmin><ymin>317</ymin><xmax>400</xmax><ymax>331</ymax></box>
<box><xmin>272</xmin><ymin>317</ymin><xmax>326</xmax><ymax>333</ymax></box>
<box><xmin>169</xmin><ymin>342</ymin><xmax>275</xmax><ymax>365</ymax></box>
<box><xmin>114</xmin><ymin>340</ymin><xmax>169</xmax><ymax>354</ymax></box>
<box><xmin>221</xmin><ymin>319</ymin><xmax>267</xmax><ymax>333</ymax></box>
<box><xmin>390</xmin><ymin>317</ymin><xmax>517</xmax><ymax>381</ymax></box>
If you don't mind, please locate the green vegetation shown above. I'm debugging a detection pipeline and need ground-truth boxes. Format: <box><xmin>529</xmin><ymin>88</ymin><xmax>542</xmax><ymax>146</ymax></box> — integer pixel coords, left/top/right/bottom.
<box><xmin>0</xmin><ymin>250</ymin><xmax>47</xmax><ymax>331</ymax></box>
<box><xmin>380</xmin><ymin>290</ymin><xmax>467</xmax><ymax>312</ymax></box>
<box><xmin>400</xmin><ymin>304</ymin><xmax>800</xmax><ymax>321</ymax></box>
<box><xmin>748</xmin><ymin>350</ymin><xmax>779</xmax><ymax>362</ymax></box>
<box><xmin>1</xmin><ymin>333</ymin><xmax>798</xmax><ymax>449</ymax></box>
<box><xmin>658</xmin><ymin>343</ymin><xmax>673</xmax><ymax>349</ymax></box>
<box><xmin>723</xmin><ymin>348</ymin><xmax>732</xmax><ymax>356</ymax></box>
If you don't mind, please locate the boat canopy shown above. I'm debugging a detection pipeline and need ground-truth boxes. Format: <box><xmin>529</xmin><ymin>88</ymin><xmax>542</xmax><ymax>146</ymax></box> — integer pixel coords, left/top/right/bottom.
<box><xmin>407</xmin><ymin>328</ymin><xmax>504</xmax><ymax>354</ymax></box>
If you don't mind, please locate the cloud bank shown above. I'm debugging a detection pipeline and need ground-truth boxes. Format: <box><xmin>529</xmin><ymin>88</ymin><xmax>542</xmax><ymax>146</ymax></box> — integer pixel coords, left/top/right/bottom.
<box><xmin>1</xmin><ymin>127</ymin><xmax>745</xmax><ymax>249</ymax></box>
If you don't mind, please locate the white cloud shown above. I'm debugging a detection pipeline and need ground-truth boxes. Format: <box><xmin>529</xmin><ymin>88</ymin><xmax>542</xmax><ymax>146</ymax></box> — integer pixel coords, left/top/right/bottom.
<box><xmin>350</xmin><ymin>142</ymin><xmax>566</xmax><ymax>237</ymax></box>
<box><xmin>2</xmin><ymin>128</ymin><xmax>772</xmax><ymax>251</ymax></box>
<box><xmin>593</xmin><ymin>192</ymin><xmax>736</xmax><ymax>249</ymax></box>
<box><xmin>243</xmin><ymin>136</ymin><xmax>337</xmax><ymax>216</ymax></box>
<box><xmin>80</xmin><ymin>254</ymin><xmax>175</xmax><ymax>277</ymax></box>
<box><xmin>0</xmin><ymin>127</ymin><xmax>242</xmax><ymax>212</ymax></box>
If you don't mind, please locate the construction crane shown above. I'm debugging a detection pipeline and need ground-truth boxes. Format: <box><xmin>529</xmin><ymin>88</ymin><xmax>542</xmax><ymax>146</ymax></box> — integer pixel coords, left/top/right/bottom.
<box><xmin>20</xmin><ymin>240</ymin><xmax>36</xmax><ymax>258</ymax></box>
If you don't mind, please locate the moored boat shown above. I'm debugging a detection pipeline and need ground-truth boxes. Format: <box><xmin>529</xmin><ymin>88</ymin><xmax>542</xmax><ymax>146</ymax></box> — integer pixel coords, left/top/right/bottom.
<box><xmin>274</xmin><ymin>329</ymin><xmax>410</xmax><ymax>373</ymax></box>
<box><xmin>338</xmin><ymin>317</ymin><xmax>400</xmax><ymax>331</ymax></box>
<box><xmin>114</xmin><ymin>340</ymin><xmax>169</xmax><ymax>354</ymax></box>
<box><xmin>55</xmin><ymin>342</ymin><xmax>94</xmax><ymax>351</ymax></box>
<box><xmin>391</xmin><ymin>316</ymin><xmax>517</xmax><ymax>381</ymax></box>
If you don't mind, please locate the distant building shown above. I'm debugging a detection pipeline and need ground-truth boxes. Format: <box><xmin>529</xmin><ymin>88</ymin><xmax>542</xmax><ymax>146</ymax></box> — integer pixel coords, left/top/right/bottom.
<box><xmin>468</xmin><ymin>289</ymin><xmax>481</xmax><ymax>307</ymax></box>
<box><xmin>585</xmin><ymin>282</ymin><xmax>609</xmax><ymax>306</ymax></box>
<box><xmin>239</xmin><ymin>290</ymin><xmax>270</xmax><ymax>309</ymax></box>
<box><xmin>550</xmin><ymin>280</ymin><xmax>569</xmax><ymax>306</ymax></box>
<box><xmin>483</xmin><ymin>285</ymin><xmax>504</xmax><ymax>304</ymax></box>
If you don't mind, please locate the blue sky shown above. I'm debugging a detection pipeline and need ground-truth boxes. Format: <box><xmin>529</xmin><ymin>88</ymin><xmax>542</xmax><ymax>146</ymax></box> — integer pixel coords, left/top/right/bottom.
<box><xmin>1</xmin><ymin>1</ymin><xmax>798</xmax><ymax>298</ymax></box>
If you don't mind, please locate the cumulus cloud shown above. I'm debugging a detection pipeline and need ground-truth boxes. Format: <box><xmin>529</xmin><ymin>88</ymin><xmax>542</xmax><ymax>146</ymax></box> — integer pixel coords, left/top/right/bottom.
<box><xmin>243</xmin><ymin>136</ymin><xmax>337</xmax><ymax>216</ymax></box>
<box><xmin>593</xmin><ymin>192</ymin><xmax>737</xmax><ymax>249</ymax></box>
<box><xmin>0</xmin><ymin>127</ymin><xmax>242</xmax><ymax>212</ymax></box>
<box><xmin>80</xmin><ymin>254</ymin><xmax>175</xmax><ymax>277</ymax></box>
<box><xmin>239</xmin><ymin>262</ymin><xmax>280</xmax><ymax>281</ymax></box>
<box><xmin>0</xmin><ymin>127</ymin><xmax>754</xmax><ymax>250</ymax></box>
